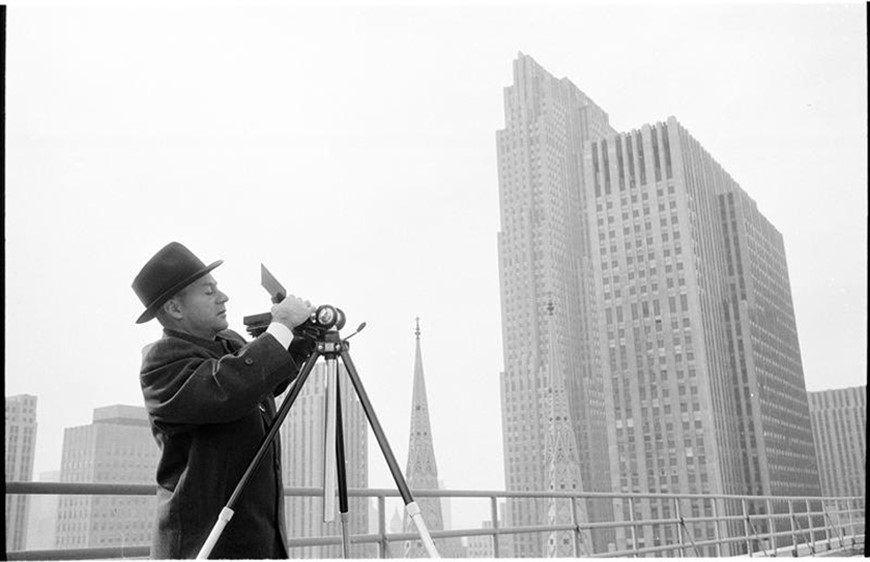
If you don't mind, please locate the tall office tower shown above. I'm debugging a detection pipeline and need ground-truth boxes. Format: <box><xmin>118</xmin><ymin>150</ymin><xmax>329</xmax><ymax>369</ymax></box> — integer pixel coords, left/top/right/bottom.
<box><xmin>5</xmin><ymin>394</ymin><xmax>38</xmax><ymax>552</ymax></box>
<box><xmin>402</xmin><ymin>319</ymin><xmax>464</xmax><ymax>558</ymax></box>
<box><xmin>808</xmin><ymin>386</ymin><xmax>866</xmax><ymax>499</ymax></box>
<box><xmin>55</xmin><ymin>405</ymin><xmax>159</xmax><ymax>550</ymax></box>
<box><xmin>497</xmin><ymin>52</ymin><xmax>616</xmax><ymax>557</ymax></box>
<box><xmin>279</xmin><ymin>361</ymin><xmax>370</xmax><ymax>559</ymax></box>
<box><xmin>586</xmin><ymin>117</ymin><xmax>821</xmax><ymax>554</ymax></box>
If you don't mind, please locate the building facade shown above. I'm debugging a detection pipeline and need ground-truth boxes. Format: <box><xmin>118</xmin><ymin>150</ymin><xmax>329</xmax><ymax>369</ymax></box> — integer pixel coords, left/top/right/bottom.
<box><xmin>496</xmin><ymin>52</ymin><xmax>616</xmax><ymax>556</ymax></box>
<box><xmin>25</xmin><ymin>470</ymin><xmax>61</xmax><ymax>551</ymax></box>
<box><xmin>497</xmin><ymin>54</ymin><xmax>820</xmax><ymax>557</ymax></box>
<box><xmin>808</xmin><ymin>386</ymin><xmax>866</xmax><ymax>499</ymax></box>
<box><xmin>5</xmin><ymin>394</ymin><xmax>38</xmax><ymax>552</ymax></box>
<box><xmin>279</xmin><ymin>361</ymin><xmax>370</xmax><ymax>559</ymax></box>
<box><xmin>55</xmin><ymin>405</ymin><xmax>159</xmax><ymax>550</ymax></box>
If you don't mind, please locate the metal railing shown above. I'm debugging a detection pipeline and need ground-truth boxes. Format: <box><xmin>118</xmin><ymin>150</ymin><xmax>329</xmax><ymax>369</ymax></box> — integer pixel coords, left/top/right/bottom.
<box><xmin>5</xmin><ymin>481</ymin><xmax>865</xmax><ymax>559</ymax></box>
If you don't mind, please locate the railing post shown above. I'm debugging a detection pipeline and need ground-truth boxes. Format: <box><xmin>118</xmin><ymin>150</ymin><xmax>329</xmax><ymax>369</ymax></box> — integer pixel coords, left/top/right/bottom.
<box><xmin>846</xmin><ymin>498</ymin><xmax>855</xmax><ymax>547</ymax></box>
<box><xmin>712</xmin><ymin>497</ymin><xmax>722</xmax><ymax>557</ymax></box>
<box><xmin>378</xmin><ymin>495</ymin><xmax>387</xmax><ymax>559</ymax></box>
<box><xmin>788</xmin><ymin>499</ymin><xmax>798</xmax><ymax>556</ymax></box>
<box><xmin>570</xmin><ymin>497</ymin><xmax>580</xmax><ymax>557</ymax></box>
<box><xmin>767</xmin><ymin>498</ymin><xmax>775</xmax><ymax>553</ymax></box>
<box><xmin>490</xmin><ymin>496</ymin><xmax>500</xmax><ymax>559</ymax></box>
<box><xmin>805</xmin><ymin>499</ymin><xmax>815</xmax><ymax>553</ymax></box>
<box><xmin>821</xmin><ymin>501</ymin><xmax>831</xmax><ymax>550</ymax></box>
<box><xmin>674</xmin><ymin>497</ymin><xmax>684</xmax><ymax>557</ymax></box>
<box><xmin>742</xmin><ymin>498</ymin><xmax>751</xmax><ymax>556</ymax></box>
<box><xmin>628</xmin><ymin>497</ymin><xmax>639</xmax><ymax>557</ymax></box>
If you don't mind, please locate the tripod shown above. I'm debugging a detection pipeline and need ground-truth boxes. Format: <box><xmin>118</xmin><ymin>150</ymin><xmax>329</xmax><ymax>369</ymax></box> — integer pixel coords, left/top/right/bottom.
<box><xmin>196</xmin><ymin>328</ymin><xmax>441</xmax><ymax>559</ymax></box>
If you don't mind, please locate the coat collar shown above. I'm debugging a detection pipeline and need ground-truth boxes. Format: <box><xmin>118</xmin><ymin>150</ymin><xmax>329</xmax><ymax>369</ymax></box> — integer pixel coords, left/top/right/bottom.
<box><xmin>163</xmin><ymin>328</ymin><xmax>237</xmax><ymax>356</ymax></box>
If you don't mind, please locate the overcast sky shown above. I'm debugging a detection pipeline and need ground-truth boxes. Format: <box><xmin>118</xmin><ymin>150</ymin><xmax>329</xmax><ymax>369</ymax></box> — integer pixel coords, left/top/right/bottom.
<box><xmin>5</xmin><ymin>1</ymin><xmax>866</xmax><ymax>530</ymax></box>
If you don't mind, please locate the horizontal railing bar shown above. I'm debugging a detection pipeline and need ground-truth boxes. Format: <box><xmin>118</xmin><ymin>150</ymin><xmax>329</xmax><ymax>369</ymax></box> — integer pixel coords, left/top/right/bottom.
<box><xmin>6</xmin><ymin>546</ymin><xmax>150</xmax><ymax>561</ymax></box>
<box><xmin>5</xmin><ymin>482</ymin><xmax>155</xmax><ymax>495</ymax></box>
<box><xmin>6</xmin><ymin>481</ymin><xmax>864</xmax><ymax>504</ymax></box>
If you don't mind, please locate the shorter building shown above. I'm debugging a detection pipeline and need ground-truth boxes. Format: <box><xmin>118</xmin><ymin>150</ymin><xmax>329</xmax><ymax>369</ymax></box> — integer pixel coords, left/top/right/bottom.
<box><xmin>465</xmin><ymin>521</ymin><xmax>496</xmax><ymax>558</ymax></box>
<box><xmin>6</xmin><ymin>394</ymin><xmax>38</xmax><ymax>551</ymax></box>
<box><xmin>279</xmin><ymin>362</ymin><xmax>370</xmax><ymax>558</ymax></box>
<box><xmin>807</xmin><ymin>386</ymin><xmax>866</xmax><ymax>499</ymax></box>
<box><xmin>25</xmin><ymin>470</ymin><xmax>61</xmax><ymax>550</ymax></box>
<box><xmin>55</xmin><ymin>405</ymin><xmax>159</xmax><ymax>550</ymax></box>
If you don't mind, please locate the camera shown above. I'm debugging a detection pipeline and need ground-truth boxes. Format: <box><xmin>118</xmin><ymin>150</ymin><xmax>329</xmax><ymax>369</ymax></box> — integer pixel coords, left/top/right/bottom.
<box><xmin>243</xmin><ymin>305</ymin><xmax>346</xmax><ymax>340</ymax></box>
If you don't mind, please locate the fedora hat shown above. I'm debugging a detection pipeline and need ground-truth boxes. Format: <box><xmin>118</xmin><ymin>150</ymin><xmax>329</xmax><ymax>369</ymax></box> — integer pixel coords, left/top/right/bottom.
<box><xmin>132</xmin><ymin>242</ymin><xmax>223</xmax><ymax>324</ymax></box>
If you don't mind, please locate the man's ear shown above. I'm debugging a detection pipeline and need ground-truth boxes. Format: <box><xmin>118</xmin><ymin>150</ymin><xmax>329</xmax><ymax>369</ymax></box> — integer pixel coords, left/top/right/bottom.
<box><xmin>163</xmin><ymin>297</ymin><xmax>184</xmax><ymax>320</ymax></box>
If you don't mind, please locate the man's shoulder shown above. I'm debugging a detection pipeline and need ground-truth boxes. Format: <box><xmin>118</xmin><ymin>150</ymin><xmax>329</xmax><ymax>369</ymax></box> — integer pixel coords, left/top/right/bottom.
<box><xmin>141</xmin><ymin>331</ymin><xmax>208</xmax><ymax>364</ymax></box>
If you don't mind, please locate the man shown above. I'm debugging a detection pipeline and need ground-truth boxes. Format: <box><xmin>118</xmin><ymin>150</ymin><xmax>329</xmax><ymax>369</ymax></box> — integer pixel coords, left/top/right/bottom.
<box><xmin>132</xmin><ymin>241</ymin><xmax>315</xmax><ymax>559</ymax></box>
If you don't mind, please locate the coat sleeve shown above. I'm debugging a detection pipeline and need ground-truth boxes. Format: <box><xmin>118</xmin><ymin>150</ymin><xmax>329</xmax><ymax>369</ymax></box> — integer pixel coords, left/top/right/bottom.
<box><xmin>141</xmin><ymin>333</ymin><xmax>298</xmax><ymax>427</ymax></box>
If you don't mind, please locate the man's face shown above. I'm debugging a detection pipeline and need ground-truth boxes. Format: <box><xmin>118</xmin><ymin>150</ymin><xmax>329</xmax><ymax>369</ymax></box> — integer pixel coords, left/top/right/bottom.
<box><xmin>174</xmin><ymin>274</ymin><xmax>229</xmax><ymax>339</ymax></box>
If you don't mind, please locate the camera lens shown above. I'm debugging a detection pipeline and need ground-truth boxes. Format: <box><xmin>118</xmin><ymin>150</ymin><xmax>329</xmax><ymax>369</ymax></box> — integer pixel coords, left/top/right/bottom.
<box><xmin>316</xmin><ymin>305</ymin><xmax>337</xmax><ymax>329</ymax></box>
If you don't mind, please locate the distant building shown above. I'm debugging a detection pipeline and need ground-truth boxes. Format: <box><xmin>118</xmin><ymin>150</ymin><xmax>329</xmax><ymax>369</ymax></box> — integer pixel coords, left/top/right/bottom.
<box><xmin>5</xmin><ymin>394</ymin><xmax>38</xmax><ymax>551</ymax></box>
<box><xmin>808</xmin><ymin>386</ymin><xmax>866</xmax><ymax>498</ymax></box>
<box><xmin>497</xmin><ymin>52</ymin><xmax>820</xmax><ymax>556</ymax></box>
<box><xmin>55</xmin><ymin>405</ymin><xmax>159</xmax><ymax>550</ymax></box>
<box><xmin>587</xmin><ymin>118</ymin><xmax>823</xmax><ymax>552</ymax></box>
<box><xmin>496</xmin><ymin>53</ymin><xmax>616</xmax><ymax>557</ymax></box>
<box><xmin>465</xmin><ymin>520</ymin><xmax>497</xmax><ymax>558</ymax></box>
<box><xmin>25</xmin><ymin>470</ymin><xmax>61</xmax><ymax>550</ymax></box>
<box><xmin>279</xmin><ymin>361</ymin><xmax>370</xmax><ymax>558</ymax></box>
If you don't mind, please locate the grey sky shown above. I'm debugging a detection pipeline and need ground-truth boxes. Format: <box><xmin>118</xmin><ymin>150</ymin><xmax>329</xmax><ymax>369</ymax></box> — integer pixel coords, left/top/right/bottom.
<box><xmin>5</xmin><ymin>1</ymin><xmax>866</xmax><ymax>530</ymax></box>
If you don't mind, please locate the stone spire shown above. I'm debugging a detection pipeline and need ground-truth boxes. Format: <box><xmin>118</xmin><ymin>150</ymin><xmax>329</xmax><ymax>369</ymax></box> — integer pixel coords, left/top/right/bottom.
<box><xmin>543</xmin><ymin>299</ymin><xmax>591</xmax><ymax>557</ymax></box>
<box><xmin>403</xmin><ymin>317</ymin><xmax>445</xmax><ymax>557</ymax></box>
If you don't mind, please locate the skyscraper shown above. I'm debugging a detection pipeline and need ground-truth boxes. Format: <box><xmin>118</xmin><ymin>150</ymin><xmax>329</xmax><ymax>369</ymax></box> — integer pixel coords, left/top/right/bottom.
<box><xmin>807</xmin><ymin>386</ymin><xmax>866</xmax><ymax>499</ymax></box>
<box><xmin>279</xmin><ymin>361</ymin><xmax>370</xmax><ymax>559</ymax></box>
<box><xmin>587</xmin><ymin>119</ymin><xmax>822</xmax><ymax>552</ymax></box>
<box><xmin>5</xmin><ymin>394</ymin><xmax>38</xmax><ymax>552</ymax></box>
<box><xmin>55</xmin><ymin>405</ymin><xmax>159</xmax><ymax>550</ymax></box>
<box><xmin>497</xmin><ymin>53</ymin><xmax>820</xmax><ymax>556</ymax></box>
<box><xmin>496</xmin><ymin>52</ymin><xmax>616</xmax><ymax>557</ymax></box>
<box><xmin>587</xmin><ymin>119</ymin><xmax>760</xmax><ymax>554</ymax></box>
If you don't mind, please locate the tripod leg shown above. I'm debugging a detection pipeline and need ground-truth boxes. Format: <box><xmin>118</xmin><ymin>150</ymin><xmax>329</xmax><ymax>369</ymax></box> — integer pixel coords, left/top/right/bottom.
<box><xmin>323</xmin><ymin>358</ymin><xmax>338</xmax><ymax>522</ymax></box>
<box><xmin>334</xmin><ymin>374</ymin><xmax>352</xmax><ymax>558</ymax></box>
<box><xmin>339</xmin><ymin>349</ymin><xmax>441</xmax><ymax>559</ymax></box>
<box><xmin>196</xmin><ymin>350</ymin><xmax>321</xmax><ymax>560</ymax></box>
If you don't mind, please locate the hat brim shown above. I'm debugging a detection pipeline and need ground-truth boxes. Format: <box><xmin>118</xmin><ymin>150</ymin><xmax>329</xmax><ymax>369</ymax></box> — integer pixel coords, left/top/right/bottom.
<box><xmin>135</xmin><ymin>260</ymin><xmax>223</xmax><ymax>324</ymax></box>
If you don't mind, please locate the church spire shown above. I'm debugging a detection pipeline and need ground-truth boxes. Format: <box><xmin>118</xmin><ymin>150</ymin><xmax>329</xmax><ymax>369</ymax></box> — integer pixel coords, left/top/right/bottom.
<box><xmin>543</xmin><ymin>298</ymin><xmax>591</xmax><ymax>557</ymax></box>
<box><xmin>403</xmin><ymin>317</ymin><xmax>445</xmax><ymax>557</ymax></box>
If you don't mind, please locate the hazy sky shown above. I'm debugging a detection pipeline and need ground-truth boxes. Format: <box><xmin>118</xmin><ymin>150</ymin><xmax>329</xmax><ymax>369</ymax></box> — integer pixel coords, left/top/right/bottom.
<box><xmin>5</xmin><ymin>1</ymin><xmax>866</xmax><ymax>530</ymax></box>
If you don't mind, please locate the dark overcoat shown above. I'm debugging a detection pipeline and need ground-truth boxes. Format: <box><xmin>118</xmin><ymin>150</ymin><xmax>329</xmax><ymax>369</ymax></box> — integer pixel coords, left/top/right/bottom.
<box><xmin>140</xmin><ymin>328</ymin><xmax>309</xmax><ymax>559</ymax></box>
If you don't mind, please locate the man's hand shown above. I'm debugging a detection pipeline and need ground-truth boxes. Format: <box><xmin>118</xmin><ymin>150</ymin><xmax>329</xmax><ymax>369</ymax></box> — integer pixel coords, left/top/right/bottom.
<box><xmin>271</xmin><ymin>295</ymin><xmax>315</xmax><ymax>329</ymax></box>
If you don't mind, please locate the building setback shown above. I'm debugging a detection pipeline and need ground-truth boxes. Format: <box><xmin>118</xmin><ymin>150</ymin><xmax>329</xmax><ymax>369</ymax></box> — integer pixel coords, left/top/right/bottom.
<box><xmin>55</xmin><ymin>405</ymin><xmax>159</xmax><ymax>550</ymax></box>
<box><xmin>279</xmin><ymin>361</ymin><xmax>370</xmax><ymax>559</ymax></box>
<box><xmin>5</xmin><ymin>394</ymin><xmax>38</xmax><ymax>552</ymax></box>
<box><xmin>807</xmin><ymin>386</ymin><xmax>866</xmax><ymax>499</ymax></box>
<box><xmin>496</xmin><ymin>52</ymin><xmax>616</xmax><ymax>557</ymax></box>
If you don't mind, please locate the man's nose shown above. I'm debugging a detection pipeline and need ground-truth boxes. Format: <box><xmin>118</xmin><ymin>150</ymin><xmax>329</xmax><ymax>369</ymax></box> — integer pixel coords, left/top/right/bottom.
<box><xmin>218</xmin><ymin>291</ymin><xmax>229</xmax><ymax>304</ymax></box>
